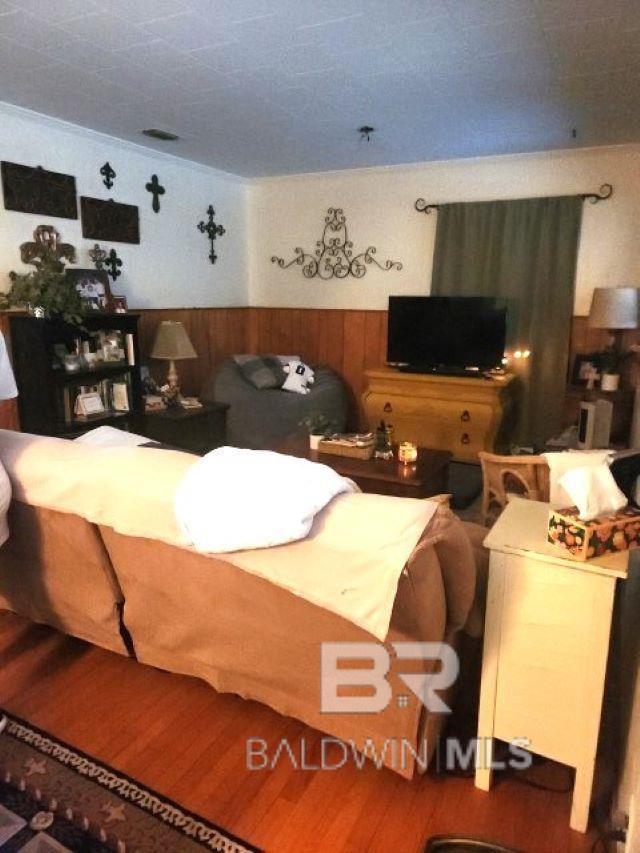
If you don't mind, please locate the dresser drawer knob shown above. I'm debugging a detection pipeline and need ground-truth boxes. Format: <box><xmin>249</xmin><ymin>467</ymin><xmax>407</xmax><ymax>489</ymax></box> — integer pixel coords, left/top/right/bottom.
<box><xmin>383</xmin><ymin>402</ymin><xmax>393</xmax><ymax>413</ymax></box>
<box><xmin>460</xmin><ymin>410</ymin><xmax>470</xmax><ymax>422</ymax></box>
<box><xmin>460</xmin><ymin>433</ymin><xmax>471</xmax><ymax>444</ymax></box>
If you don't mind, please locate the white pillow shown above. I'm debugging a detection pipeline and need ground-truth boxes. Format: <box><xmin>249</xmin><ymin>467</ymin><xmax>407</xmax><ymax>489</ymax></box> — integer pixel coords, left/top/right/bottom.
<box><xmin>282</xmin><ymin>360</ymin><xmax>315</xmax><ymax>395</ymax></box>
<box><xmin>174</xmin><ymin>446</ymin><xmax>356</xmax><ymax>552</ymax></box>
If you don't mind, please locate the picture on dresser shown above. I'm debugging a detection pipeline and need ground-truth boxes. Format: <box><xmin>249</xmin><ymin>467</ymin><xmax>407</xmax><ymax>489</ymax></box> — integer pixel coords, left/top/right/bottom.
<box><xmin>66</xmin><ymin>268</ymin><xmax>112</xmax><ymax>311</ymax></box>
<box><xmin>80</xmin><ymin>196</ymin><xmax>140</xmax><ymax>244</ymax></box>
<box><xmin>1</xmin><ymin>161</ymin><xmax>77</xmax><ymax>219</ymax></box>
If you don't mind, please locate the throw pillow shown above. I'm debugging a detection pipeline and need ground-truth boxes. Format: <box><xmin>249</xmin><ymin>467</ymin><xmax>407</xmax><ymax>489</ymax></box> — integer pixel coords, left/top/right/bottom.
<box><xmin>234</xmin><ymin>355</ymin><xmax>286</xmax><ymax>389</ymax></box>
<box><xmin>282</xmin><ymin>360</ymin><xmax>315</xmax><ymax>395</ymax></box>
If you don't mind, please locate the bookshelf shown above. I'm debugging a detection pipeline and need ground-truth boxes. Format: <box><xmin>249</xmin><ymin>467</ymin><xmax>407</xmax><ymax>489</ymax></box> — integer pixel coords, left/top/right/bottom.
<box><xmin>9</xmin><ymin>313</ymin><xmax>143</xmax><ymax>438</ymax></box>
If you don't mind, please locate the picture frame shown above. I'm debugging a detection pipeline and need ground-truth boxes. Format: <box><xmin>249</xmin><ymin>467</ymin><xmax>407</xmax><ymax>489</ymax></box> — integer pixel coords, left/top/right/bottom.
<box><xmin>80</xmin><ymin>196</ymin><xmax>140</xmax><ymax>244</ymax></box>
<box><xmin>1</xmin><ymin>161</ymin><xmax>77</xmax><ymax>219</ymax></box>
<box><xmin>65</xmin><ymin>268</ymin><xmax>112</xmax><ymax>312</ymax></box>
<box><xmin>112</xmin><ymin>294</ymin><xmax>128</xmax><ymax>313</ymax></box>
<box><xmin>74</xmin><ymin>391</ymin><xmax>104</xmax><ymax>417</ymax></box>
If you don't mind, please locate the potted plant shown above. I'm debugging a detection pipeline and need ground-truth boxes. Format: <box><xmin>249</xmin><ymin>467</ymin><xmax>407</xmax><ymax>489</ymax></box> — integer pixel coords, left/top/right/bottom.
<box><xmin>599</xmin><ymin>348</ymin><xmax>621</xmax><ymax>392</ymax></box>
<box><xmin>0</xmin><ymin>246</ymin><xmax>87</xmax><ymax>327</ymax></box>
<box><xmin>299</xmin><ymin>413</ymin><xmax>337</xmax><ymax>450</ymax></box>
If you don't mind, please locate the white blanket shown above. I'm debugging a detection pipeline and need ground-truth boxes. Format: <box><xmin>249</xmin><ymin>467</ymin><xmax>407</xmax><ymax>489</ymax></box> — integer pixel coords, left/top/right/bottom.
<box><xmin>174</xmin><ymin>446</ymin><xmax>358</xmax><ymax>553</ymax></box>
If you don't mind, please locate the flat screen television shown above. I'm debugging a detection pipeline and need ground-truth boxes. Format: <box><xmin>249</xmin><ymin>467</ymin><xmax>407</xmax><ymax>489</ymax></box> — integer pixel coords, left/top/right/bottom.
<box><xmin>387</xmin><ymin>296</ymin><xmax>507</xmax><ymax>373</ymax></box>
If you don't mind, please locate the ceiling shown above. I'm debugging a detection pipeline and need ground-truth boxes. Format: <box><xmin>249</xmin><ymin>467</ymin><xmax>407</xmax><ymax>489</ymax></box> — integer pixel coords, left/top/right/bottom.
<box><xmin>1</xmin><ymin>0</ymin><xmax>639</xmax><ymax>177</ymax></box>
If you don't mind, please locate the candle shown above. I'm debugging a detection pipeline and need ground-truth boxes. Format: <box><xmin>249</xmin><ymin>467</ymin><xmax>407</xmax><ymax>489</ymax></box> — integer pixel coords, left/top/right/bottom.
<box><xmin>398</xmin><ymin>441</ymin><xmax>418</xmax><ymax>464</ymax></box>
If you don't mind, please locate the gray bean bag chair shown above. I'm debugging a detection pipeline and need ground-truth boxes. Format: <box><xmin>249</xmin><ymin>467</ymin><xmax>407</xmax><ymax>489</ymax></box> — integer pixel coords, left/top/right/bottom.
<box><xmin>201</xmin><ymin>358</ymin><xmax>347</xmax><ymax>449</ymax></box>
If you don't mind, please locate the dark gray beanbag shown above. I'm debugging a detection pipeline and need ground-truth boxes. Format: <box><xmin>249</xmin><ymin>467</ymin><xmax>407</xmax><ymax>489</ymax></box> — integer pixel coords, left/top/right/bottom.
<box><xmin>201</xmin><ymin>358</ymin><xmax>347</xmax><ymax>450</ymax></box>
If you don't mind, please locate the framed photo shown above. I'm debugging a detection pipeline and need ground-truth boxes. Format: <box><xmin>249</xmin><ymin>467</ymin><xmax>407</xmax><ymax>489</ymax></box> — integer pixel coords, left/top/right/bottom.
<box><xmin>66</xmin><ymin>268</ymin><xmax>112</xmax><ymax>311</ymax></box>
<box><xmin>74</xmin><ymin>391</ymin><xmax>104</xmax><ymax>416</ymax></box>
<box><xmin>112</xmin><ymin>294</ymin><xmax>128</xmax><ymax>313</ymax></box>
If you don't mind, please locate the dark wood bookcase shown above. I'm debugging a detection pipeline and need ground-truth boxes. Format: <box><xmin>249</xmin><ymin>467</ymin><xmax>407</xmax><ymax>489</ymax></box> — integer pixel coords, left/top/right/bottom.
<box><xmin>9</xmin><ymin>313</ymin><xmax>143</xmax><ymax>438</ymax></box>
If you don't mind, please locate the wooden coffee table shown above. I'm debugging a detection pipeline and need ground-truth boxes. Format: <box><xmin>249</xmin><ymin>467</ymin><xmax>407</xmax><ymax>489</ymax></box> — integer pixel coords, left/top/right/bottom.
<box><xmin>277</xmin><ymin>432</ymin><xmax>451</xmax><ymax>499</ymax></box>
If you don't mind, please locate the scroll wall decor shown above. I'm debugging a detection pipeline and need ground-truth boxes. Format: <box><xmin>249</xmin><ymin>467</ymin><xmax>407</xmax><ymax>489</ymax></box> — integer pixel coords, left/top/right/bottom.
<box><xmin>271</xmin><ymin>208</ymin><xmax>402</xmax><ymax>279</ymax></box>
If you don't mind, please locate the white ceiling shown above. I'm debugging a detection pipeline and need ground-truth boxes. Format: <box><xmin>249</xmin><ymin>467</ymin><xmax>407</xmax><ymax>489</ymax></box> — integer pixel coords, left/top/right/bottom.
<box><xmin>1</xmin><ymin>0</ymin><xmax>639</xmax><ymax>177</ymax></box>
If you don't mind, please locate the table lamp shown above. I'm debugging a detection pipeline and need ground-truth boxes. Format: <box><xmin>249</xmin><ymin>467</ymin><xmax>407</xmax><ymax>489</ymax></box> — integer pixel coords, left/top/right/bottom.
<box><xmin>150</xmin><ymin>321</ymin><xmax>197</xmax><ymax>399</ymax></box>
<box><xmin>588</xmin><ymin>287</ymin><xmax>638</xmax><ymax>349</ymax></box>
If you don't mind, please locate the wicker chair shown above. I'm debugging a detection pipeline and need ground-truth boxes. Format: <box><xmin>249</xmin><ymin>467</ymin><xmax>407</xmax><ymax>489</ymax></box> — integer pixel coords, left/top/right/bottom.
<box><xmin>479</xmin><ymin>452</ymin><xmax>550</xmax><ymax>526</ymax></box>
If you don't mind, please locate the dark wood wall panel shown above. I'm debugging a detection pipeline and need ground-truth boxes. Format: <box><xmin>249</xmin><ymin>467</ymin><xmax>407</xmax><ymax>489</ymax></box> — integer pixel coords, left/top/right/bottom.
<box><xmin>2</xmin><ymin>308</ymin><xmax>625</xmax><ymax>434</ymax></box>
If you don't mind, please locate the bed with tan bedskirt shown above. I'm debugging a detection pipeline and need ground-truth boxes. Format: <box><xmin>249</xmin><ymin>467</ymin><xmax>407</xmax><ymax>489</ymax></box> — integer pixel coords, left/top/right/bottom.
<box><xmin>0</xmin><ymin>429</ymin><xmax>484</xmax><ymax>778</ymax></box>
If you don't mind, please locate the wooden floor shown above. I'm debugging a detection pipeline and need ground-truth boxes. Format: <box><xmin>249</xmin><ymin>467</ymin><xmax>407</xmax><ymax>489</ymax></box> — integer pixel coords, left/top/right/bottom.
<box><xmin>0</xmin><ymin>611</ymin><xmax>598</xmax><ymax>853</ymax></box>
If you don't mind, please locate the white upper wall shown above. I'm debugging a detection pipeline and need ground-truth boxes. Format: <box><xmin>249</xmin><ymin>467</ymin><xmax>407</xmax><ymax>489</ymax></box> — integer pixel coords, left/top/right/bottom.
<box><xmin>0</xmin><ymin>102</ymin><xmax>250</xmax><ymax>309</ymax></box>
<box><xmin>250</xmin><ymin>144</ymin><xmax>640</xmax><ymax>314</ymax></box>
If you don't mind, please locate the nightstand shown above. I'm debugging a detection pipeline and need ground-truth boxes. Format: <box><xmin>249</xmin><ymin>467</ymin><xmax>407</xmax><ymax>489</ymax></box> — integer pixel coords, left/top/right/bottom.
<box><xmin>476</xmin><ymin>497</ymin><xmax>629</xmax><ymax>833</ymax></box>
<box><xmin>140</xmin><ymin>402</ymin><xmax>228</xmax><ymax>455</ymax></box>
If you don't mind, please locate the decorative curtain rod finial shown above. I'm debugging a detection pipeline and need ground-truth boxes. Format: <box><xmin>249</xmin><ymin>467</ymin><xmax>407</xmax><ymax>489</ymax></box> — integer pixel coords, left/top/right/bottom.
<box><xmin>415</xmin><ymin>198</ymin><xmax>440</xmax><ymax>214</ymax></box>
<box><xmin>580</xmin><ymin>183</ymin><xmax>613</xmax><ymax>204</ymax></box>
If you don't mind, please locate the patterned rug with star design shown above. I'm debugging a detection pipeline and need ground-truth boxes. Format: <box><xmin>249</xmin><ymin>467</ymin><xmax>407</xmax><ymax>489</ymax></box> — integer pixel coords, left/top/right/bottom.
<box><xmin>0</xmin><ymin>711</ymin><xmax>260</xmax><ymax>852</ymax></box>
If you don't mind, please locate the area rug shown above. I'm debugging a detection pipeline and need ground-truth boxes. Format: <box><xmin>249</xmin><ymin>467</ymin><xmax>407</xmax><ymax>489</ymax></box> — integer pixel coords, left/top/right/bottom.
<box><xmin>0</xmin><ymin>712</ymin><xmax>260</xmax><ymax>852</ymax></box>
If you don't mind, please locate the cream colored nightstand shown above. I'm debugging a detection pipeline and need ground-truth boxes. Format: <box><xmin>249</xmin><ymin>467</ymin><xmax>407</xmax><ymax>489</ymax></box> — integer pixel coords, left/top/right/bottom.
<box><xmin>475</xmin><ymin>498</ymin><xmax>629</xmax><ymax>833</ymax></box>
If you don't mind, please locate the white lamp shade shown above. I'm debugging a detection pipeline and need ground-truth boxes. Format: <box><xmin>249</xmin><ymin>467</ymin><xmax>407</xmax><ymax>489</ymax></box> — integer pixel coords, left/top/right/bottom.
<box><xmin>150</xmin><ymin>321</ymin><xmax>197</xmax><ymax>360</ymax></box>
<box><xmin>588</xmin><ymin>287</ymin><xmax>639</xmax><ymax>330</ymax></box>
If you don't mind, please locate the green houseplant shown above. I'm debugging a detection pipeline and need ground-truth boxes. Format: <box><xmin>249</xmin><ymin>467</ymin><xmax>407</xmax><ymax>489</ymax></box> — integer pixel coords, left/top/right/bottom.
<box><xmin>299</xmin><ymin>413</ymin><xmax>339</xmax><ymax>449</ymax></box>
<box><xmin>0</xmin><ymin>246</ymin><xmax>87</xmax><ymax>327</ymax></box>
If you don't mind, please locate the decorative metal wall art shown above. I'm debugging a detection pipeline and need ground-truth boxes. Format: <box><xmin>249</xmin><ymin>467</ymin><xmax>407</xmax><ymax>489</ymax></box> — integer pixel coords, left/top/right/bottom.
<box><xmin>145</xmin><ymin>174</ymin><xmax>165</xmax><ymax>213</ymax></box>
<box><xmin>89</xmin><ymin>243</ymin><xmax>107</xmax><ymax>270</ymax></box>
<box><xmin>90</xmin><ymin>243</ymin><xmax>121</xmax><ymax>281</ymax></box>
<box><xmin>197</xmin><ymin>205</ymin><xmax>225</xmax><ymax>264</ymax></box>
<box><xmin>271</xmin><ymin>208</ymin><xmax>403</xmax><ymax>280</ymax></box>
<box><xmin>20</xmin><ymin>225</ymin><xmax>76</xmax><ymax>266</ymax></box>
<box><xmin>104</xmin><ymin>248</ymin><xmax>123</xmax><ymax>281</ymax></box>
<box><xmin>80</xmin><ymin>197</ymin><xmax>140</xmax><ymax>244</ymax></box>
<box><xmin>1</xmin><ymin>162</ymin><xmax>77</xmax><ymax>219</ymax></box>
<box><xmin>100</xmin><ymin>161</ymin><xmax>116</xmax><ymax>189</ymax></box>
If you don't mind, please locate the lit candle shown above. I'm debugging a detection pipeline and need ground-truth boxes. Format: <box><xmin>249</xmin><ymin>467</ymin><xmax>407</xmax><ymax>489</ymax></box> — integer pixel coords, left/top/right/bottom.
<box><xmin>398</xmin><ymin>441</ymin><xmax>418</xmax><ymax>465</ymax></box>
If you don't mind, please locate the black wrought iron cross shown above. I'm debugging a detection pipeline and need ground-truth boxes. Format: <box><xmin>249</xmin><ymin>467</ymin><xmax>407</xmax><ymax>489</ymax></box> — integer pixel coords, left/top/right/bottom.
<box><xmin>100</xmin><ymin>162</ymin><xmax>116</xmax><ymax>190</ymax></box>
<box><xmin>197</xmin><ymin>205</ymin><xmax>225</xmax><ymax>264</ymax></box>
<box><xmin>105</xmin><ymin>248</ymin><xmax>122</xmax><ymax>281</ymax></box>
<box><xmin>146</xmin><ymin>174</ymin><xmax>165</xmax><ymax>213</ymax></box>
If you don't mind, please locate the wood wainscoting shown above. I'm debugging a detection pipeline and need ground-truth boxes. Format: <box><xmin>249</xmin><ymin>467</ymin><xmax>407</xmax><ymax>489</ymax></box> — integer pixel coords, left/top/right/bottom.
<box><xmin>1</xmin><ymin>308</ymin><xmax>636</xmax><ymax>434</ymax></box>
<box><xmin>137</xmin><ymin>306</ymin><xmax>387</xmax><ymax>429</ymax></box>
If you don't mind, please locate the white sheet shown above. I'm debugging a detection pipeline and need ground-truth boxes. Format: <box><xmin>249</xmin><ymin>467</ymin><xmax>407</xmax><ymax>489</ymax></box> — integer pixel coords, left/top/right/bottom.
<box><xmin>174</xmin><ymin>446</ymin><xmax>357</xmax><ymax>553</ymax></box>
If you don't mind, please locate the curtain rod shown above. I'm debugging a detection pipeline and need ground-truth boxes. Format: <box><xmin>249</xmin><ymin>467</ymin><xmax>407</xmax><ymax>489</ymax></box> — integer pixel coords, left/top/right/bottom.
<box><xmin>414</xmin><ymin>183</ymin><xmax>614</xmax><ymax>214</ymax></box>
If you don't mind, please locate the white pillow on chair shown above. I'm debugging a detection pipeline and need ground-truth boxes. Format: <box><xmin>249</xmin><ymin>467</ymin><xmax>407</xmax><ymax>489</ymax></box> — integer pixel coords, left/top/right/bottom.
<box><xmin>282</xmin><ymin>360</ymin><xmax>315</xmax><ymax>395</ymax></box>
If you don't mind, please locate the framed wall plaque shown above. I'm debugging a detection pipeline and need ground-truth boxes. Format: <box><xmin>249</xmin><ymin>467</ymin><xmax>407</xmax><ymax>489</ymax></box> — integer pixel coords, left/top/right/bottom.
<box><xmin>1</xmin><ymin>161</ymin><xmax>78</xmax><ymax>218</ymax></box>
<box><xmin>80</xmin><ymin>196</ymin><xmax>140</xmax><ymax>244</ymax></box>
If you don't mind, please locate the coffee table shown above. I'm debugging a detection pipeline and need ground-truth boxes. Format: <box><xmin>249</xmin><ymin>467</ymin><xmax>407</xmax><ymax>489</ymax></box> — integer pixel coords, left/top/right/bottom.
<box><xmin>277</xmin><ymin>432</ymin><xmax>451</xmax><ymax>499</ymax></box>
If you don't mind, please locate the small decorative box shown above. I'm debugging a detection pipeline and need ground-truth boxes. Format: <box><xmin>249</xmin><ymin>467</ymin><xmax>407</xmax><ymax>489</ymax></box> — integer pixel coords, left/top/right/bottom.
<box><xmin>548</xmin><ymin>506</ymin><xmax>640</xmax><ymax>561</ymax></box>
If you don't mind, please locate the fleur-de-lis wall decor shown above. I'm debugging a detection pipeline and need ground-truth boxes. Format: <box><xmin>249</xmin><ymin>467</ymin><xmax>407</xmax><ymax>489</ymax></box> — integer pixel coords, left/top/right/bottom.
<box><xmin>145</xmin><ymin>174</ymin><xmax>165</xmax><ymax>213</ymax></box>
<box><xmin>271</xmin><ymin>208</ymin><xmax>402</xmax><ymax>280</ymax></box>
<box><xmin>100</xmin><ymin>162</ymin><xmax>116</xmax><ymax>190</ymax></box>
<box><xmin>104</xmin><ymin>248</ymin><xmax>123</xmax><ymax>281</ymax></box>
<box><xmin>89</xmin><ymin>243</ymin><xmax>107</xmax><ymax>271</ymax></box>
<box><xmin>20</xmin><ymin>224</ymin><xmax>76</xmax><ymax>266</ymax></box>
<box><xmin>197</xmin><ymin>205</ymin><xmax>226</xmax><ymax>264</ymax></box>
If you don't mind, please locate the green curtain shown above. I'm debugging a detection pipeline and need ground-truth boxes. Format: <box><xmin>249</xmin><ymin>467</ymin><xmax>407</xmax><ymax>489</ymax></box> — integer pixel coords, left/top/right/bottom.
<box><xmin>431</xmin><ymin>195</ymin><xmax>583</xmax><ymax>447</ymax></box>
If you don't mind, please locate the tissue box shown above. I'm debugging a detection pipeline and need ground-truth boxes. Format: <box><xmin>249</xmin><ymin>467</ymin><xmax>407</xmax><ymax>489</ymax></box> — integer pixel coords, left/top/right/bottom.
<box><xmin>548</xmin><ymin>506</ymin><xmax>640</xmax><ymax>561</ymax></box>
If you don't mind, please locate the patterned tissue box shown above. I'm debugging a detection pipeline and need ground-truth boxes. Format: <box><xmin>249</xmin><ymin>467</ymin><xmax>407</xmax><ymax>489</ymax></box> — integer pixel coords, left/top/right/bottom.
<box><xmin>548</xmin><ymin>506</ymin><xmax>640</xmax><ymax>561</ymax></box>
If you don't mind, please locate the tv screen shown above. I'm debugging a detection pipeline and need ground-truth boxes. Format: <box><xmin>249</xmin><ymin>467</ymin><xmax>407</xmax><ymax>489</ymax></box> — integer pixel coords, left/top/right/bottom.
<box><xmin>387</xmin><ymin>296</ymin><xmax>507</xmax><ymax>371</ymax></box>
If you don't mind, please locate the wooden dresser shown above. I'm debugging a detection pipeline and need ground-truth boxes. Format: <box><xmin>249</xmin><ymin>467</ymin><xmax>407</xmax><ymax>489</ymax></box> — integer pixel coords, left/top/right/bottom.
<box><xmin>362</xmin><ymin>368</ymin><xmax>517</xmax><ymax>462</ymax></box>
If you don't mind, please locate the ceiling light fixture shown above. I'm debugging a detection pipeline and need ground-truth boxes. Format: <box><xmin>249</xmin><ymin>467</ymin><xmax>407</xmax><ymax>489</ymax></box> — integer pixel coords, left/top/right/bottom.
<box><xmin>142</xmin><ymin>128</ymin><xmax>180</xmax><ymax>142</ymax></box>
<box><xmin>358</xmin><ymin>125</ymin><xmax>375</xmax><ymax>142</ymax></box>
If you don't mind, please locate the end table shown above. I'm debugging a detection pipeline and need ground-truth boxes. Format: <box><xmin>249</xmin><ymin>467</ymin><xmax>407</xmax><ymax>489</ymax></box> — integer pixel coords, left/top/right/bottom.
<box><xmin>140</xmin><ymin>401</ymin><xmax>228</xmax><ymax>455</ymax></box>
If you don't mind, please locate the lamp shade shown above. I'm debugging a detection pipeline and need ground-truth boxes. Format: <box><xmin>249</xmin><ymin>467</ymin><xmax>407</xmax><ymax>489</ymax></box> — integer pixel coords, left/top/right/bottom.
<box><xmin>150</xmin><ymin>321</ymin><xmax>197</xmax><ymax>360</ymax></box>
<box><xmin>588</xmin><ymin>287</ymin><xmax>639</xmax><ymax>330</ymax></box>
